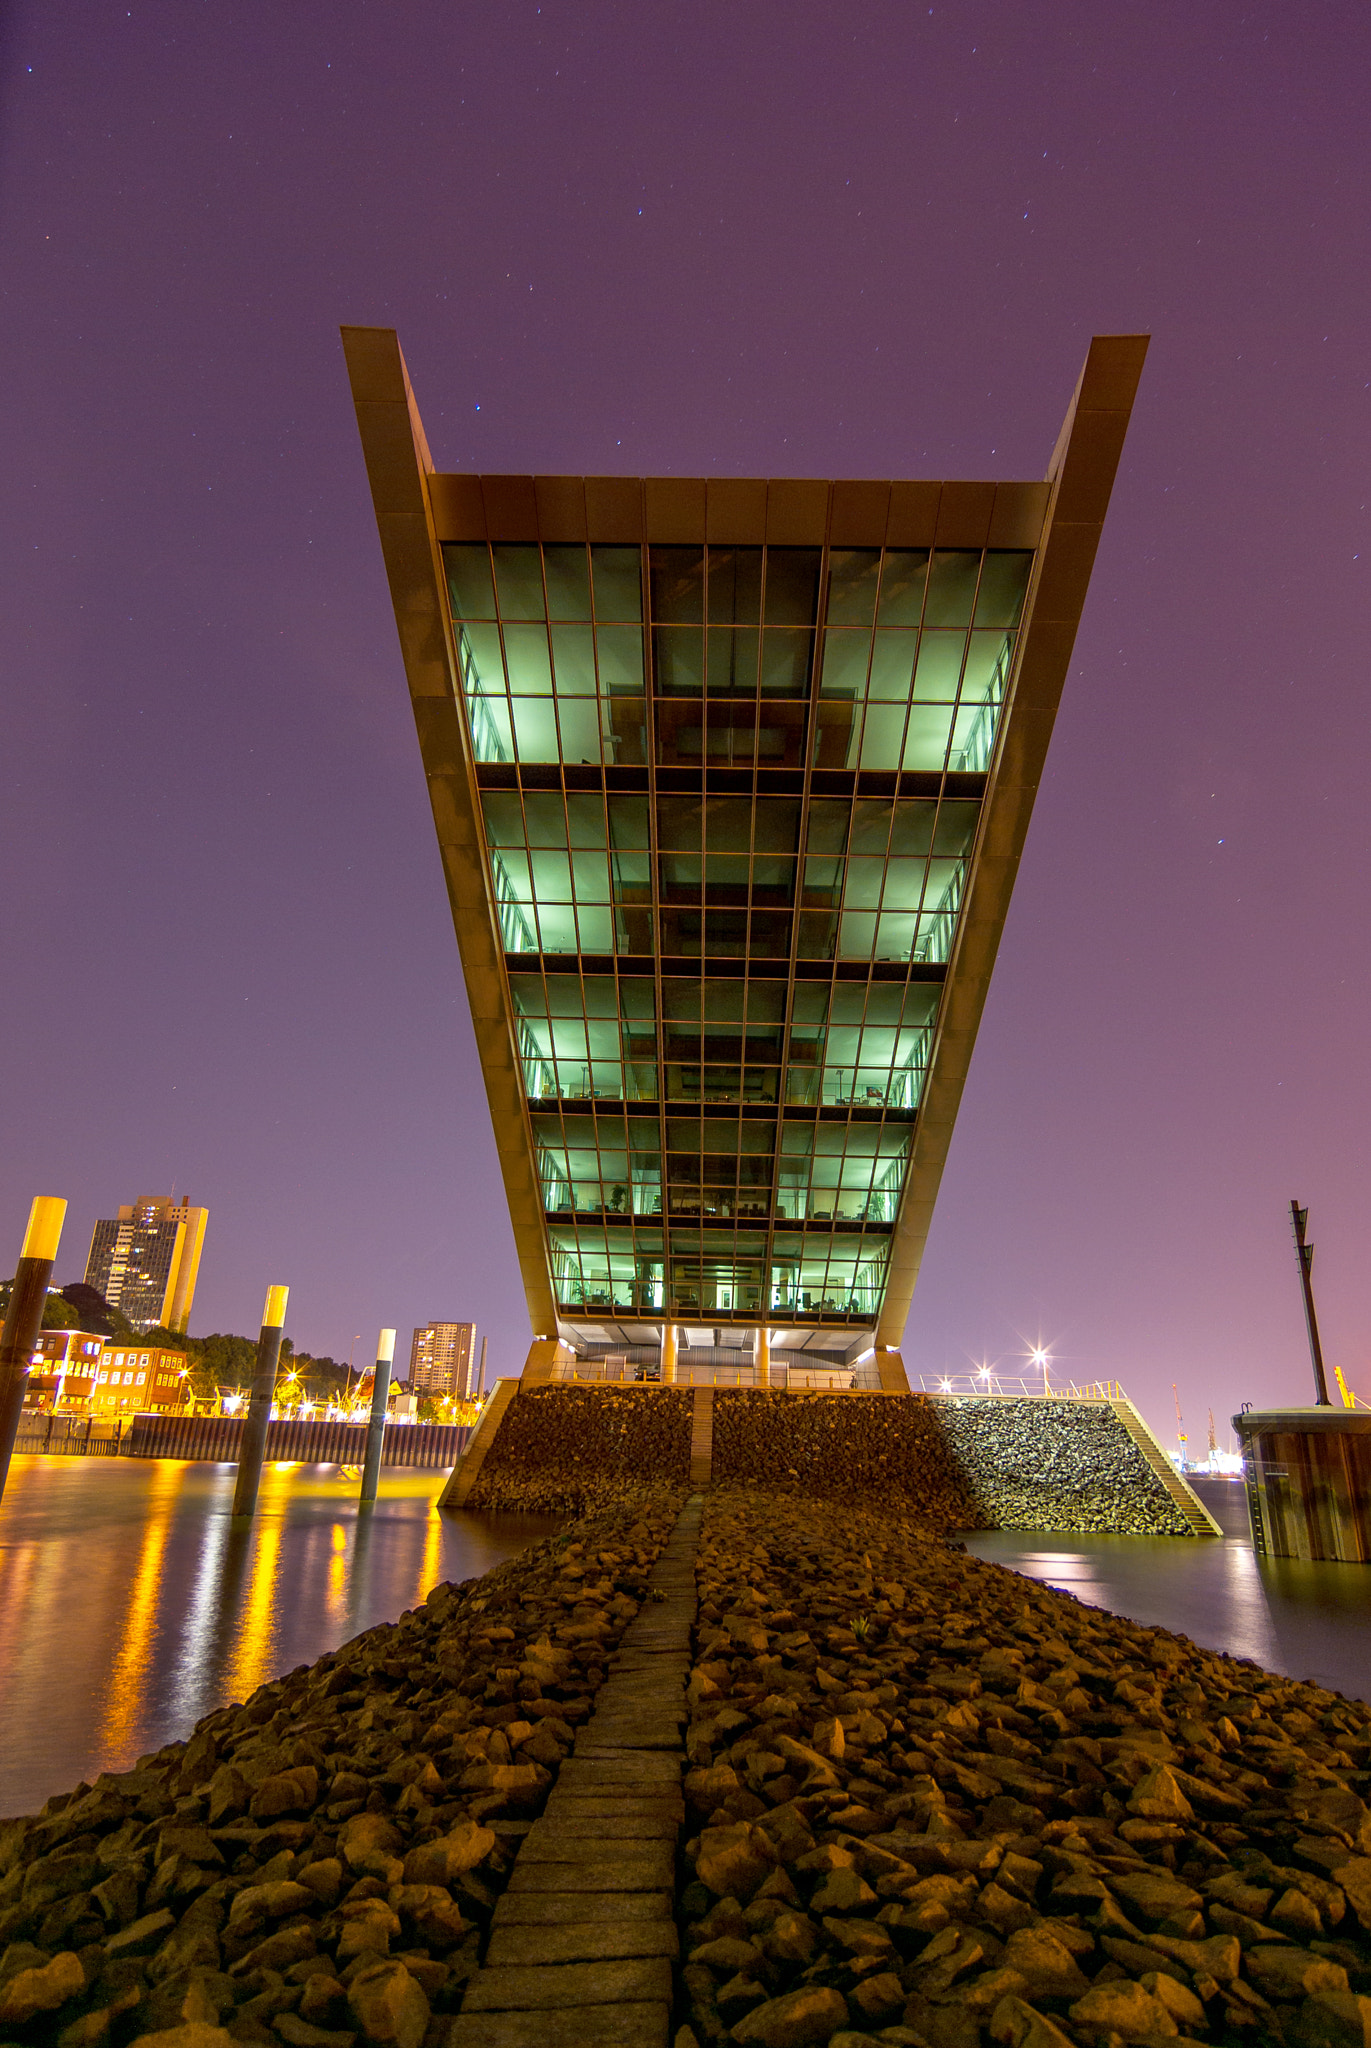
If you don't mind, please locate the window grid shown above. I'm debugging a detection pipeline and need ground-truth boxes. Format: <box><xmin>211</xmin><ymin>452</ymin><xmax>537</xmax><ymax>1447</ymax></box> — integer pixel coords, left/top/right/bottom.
<box><xmin>444</xmin><ymin>539</ymin><xmax>1035</xmax><ymax>1324</ymax></box>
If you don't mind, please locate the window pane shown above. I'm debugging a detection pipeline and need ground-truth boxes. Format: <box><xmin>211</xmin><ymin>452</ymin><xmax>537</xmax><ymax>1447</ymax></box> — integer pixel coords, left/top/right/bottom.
<box><xmin>844</xmin><ymin>857</ymin><xmax>885</xmax><ymax>909</ymax></box>
<box><xmin>543</xmin><ymin>545</ymin><xmax>593</xmax><ymax>620</ymax></box>
<box><xmin>974</xmin><ymin>550</ymin><xmax>1033</xmax><ymax>628</ymax></box>
<box><xmin>650</xmin><ymin>547</ymin><xmax>704</xmax><ymax>621</ymax></box>
<box><xmin>901</xmin><ymin>704</ymin><xmax>956</xmax><ymax>771</ymax></box>
<box><xmin>555</xmin><ymin>697</ymin><xmax>602</xmax><ymax>764</ymax></box>
<box><xmin>596</xmin><ymin>624</ymin><xmax>644</xmax><ymax>694</ymax></box>
<box><xmin>459</xmin><ymin>623</ymin><xmax>504</xmax><ymax>690</ymax></box>
<box><xmin>702</xmin><ymin>797</ymin><xmax>753</xmax><ymax>852</ymax></box>
<box><xmin>876</xmin><ymin>550</ymin><xmax>930</xmax><ymax>626</ymax></box>
<box><xmin>504</xmin><ymin>624</ymin><xmax>553</xmax><ymax>695</ymax></box>
<box><xmin>550</xmin><ymin>624</ymin><xmax>597</xmax><ymax>694</ymax></box>
<box><xmin>913</xmin><ymin>632</ymin><xmax>965</xmax><ymax>701</ymax></box>
<box><xmin>760</xmin><ymin>629</ymin><xmax>813</xmax><ymax>697</ymax></box>
<box><xmin>522</xmin><ymin>792</ymin><xmax>567</xmax><ymax>845</ymax></box>
<box><xmin>764</xmin><ymin>549</ymin><xmax>821</xmax><ymax>626</ymax></box>
<box><xmin>879</xmin><ymin>858</ymin><xmax>926</xmax><ymax>913</ymax></box>
<box><xmin>658</xmin><ymin>797</ymin><xmax>703</xmax><ymax>850</ymax></box>
<box><xmin>890</xmin><ymin>800</ymin><xmax>937</xmax><ymax>858</ymax></box>
<box><xmin>591</xmin><ymin>547</ymin><xmax>644</xmax><ymax>622</ymax></box>
<box><xmin>608</xmin><ymin>795</ymin><xmax>650</xmax><ymax>849</ymax></box>
<box><xmin>445</xmin><ymin>545</ymin><xmax>496</xmax><ymax>620</ymax></box>
<box><xmin>858</xmin><ymin>700</ymin><xmax>907</xmax><ymax>770</ymax></box>
<box><xmin>753</xmin><ymin>799</ymin><xmax>801</xmax><ymax>854</ymax></box>
<box><xmin>933</xmin><ymin>801</ymin><xmax>979</xmax><ymax>857</ymax></box>
<box><xmin>654</xmin><ymin>626</ymin><xmax>704</xmax><ymax>694</ymax></box>
<box><xmin>492</xmin><ymin>545</ymin><xmax>546</xmax><ymax>620</ymax></box>
<box><xmin>707</xmin><ymin>548</ymin><xmax>762</xmax><ymax>624</ymax></box>
<box><xmin>706</xmin><ymin>628</ymin><xmax>759</xmax><ymax>693</ymax></box>
<box><xmin>564</xmin><ymin>794</ymin><xmax>607</xmax><ymax>848</ymax></box>
<box><xmin>923</xmin><ymin>551</ymin><xmax>980</xmax><ymax>628</ymax></box>
<box><xmin>820</xmin><ymin>629</ymin><xmax>871</xmax><ymax>698</ymax></box>
<box><xmin>481</xmin><ymin>791</ymin><xmax>526</xmax><ymax>848</ymax></box>
<box><xmin>827</xmin><ymin>549</ymin><xmax>881</xmax><ymax>626</ymax></box>
<box><xmin>868</xmin><ymin>631</ymin><xmax>918</xmax><ymax>701</ymax></box>
<box><xmin>805</xmin><ymin>802</ymin><xmax>850</xmax><ymax>857</ymax></box>
<box><xmin>468</xmin><ymin>693</ymin><xmax>512</xmax><ymax>763</ymax></box>
<box><xmin>512</xmin><ymin>697</ymin><xmax>560</xmax><ymax>760</ymax></box>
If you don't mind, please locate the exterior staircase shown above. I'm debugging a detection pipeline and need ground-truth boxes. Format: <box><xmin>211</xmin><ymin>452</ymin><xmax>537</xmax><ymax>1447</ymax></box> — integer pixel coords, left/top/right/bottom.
<box><xmin>1109</xmin><ymin>1397</ymin><xmax>1222</xmax><ymax>1536</ymax></box>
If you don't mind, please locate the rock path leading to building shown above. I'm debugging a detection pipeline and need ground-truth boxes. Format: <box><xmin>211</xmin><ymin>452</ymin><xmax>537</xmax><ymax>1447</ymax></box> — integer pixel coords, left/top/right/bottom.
<box><xmin>452</xmin><ymin>1493</ymin><xmax>703</xmax><ymax>2047</ymax></box>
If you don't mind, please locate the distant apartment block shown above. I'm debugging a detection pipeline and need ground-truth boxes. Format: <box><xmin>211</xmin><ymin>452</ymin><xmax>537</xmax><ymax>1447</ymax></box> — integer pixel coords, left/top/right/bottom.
<box><xmin>84</xmin><ymin>1196</ymin><xmax>208</xmax><ymax>1332</ymax></box>
<box><xmin>26</xmin><ymin>1329</ymin><xmax>106</xmax><ymax>1410</ymax></box>
<box><xmin>92</xmin><ymin>1343</ymin><xmax>190</xmax><ymax>1417</ymax></box>
<box><xmin>409</xmin><ymin>1322</ymin><xmax>476</xmax><ymax>1398</ymax></box>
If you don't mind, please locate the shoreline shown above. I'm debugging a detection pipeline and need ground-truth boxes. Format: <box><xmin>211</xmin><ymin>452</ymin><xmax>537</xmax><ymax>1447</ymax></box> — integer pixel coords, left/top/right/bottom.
<box><xmin>0</xmin><ymin>1479</ymin><xmax>1368</xmax><ymax>2046</ymax></box>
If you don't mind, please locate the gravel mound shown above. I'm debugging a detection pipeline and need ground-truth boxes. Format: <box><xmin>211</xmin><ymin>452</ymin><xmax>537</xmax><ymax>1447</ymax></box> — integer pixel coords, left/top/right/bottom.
<box><xmin>677</xmin><ymin>1485</ymin><xmax>1371</xmax><ymax>2048</ymax></box>
<box><xmin>932</xmin><ymin>1401</ymin><xmax>1192</xmax><ymax>1537</ymax></box>
<box><xmin>712</xmin><ymin>1392</ymin><xmax>983</xmax><ymax>1526</ymax></box>
<box><xmin>466</xmin><ymin>1384</ymin><xmax>694</xmax><ymax>1513</ymax></box>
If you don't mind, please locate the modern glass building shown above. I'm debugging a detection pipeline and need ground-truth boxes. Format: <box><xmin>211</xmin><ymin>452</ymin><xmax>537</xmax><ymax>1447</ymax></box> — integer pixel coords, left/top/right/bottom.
<box><xmin>345</xmin><ymin>330</ymin><xmax>1145</xmax><ymax>1389</ymax></box>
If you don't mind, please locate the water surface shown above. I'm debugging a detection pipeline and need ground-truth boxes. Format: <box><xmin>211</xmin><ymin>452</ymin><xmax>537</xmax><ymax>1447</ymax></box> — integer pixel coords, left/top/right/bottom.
<box><xmin>965</xmin><ymin>1477</ymin><xmax>1371</xmax><ymax>1703</ymax></box>
<box><xmin>0</xmin><ymin>1457</ymin><xmax>559</xmax><ymax>1815</ymax></box>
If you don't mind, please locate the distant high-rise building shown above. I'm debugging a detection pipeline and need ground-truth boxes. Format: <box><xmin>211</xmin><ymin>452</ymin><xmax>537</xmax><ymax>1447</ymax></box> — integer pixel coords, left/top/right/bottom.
<box><xmin>84</xmin><ymin>1197</ymin><xmax>208</xmax><ymax>1333</ymax></box>
<box><xmin>409</xmin><ymin>1322</ymin><xmax>476</xmax><ymax>1399</ymax></box>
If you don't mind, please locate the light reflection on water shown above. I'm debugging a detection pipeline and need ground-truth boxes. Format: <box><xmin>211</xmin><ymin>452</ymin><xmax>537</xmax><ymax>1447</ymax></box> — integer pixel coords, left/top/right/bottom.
<box><xmin>965</xmin><ymin>1479</ymin><xmax>1371</xmax><ymax>1703</ymax></box>
<box><xmin>0</xmin><ymin>1458</ymin><xmax>560</xmax><ymax>1815</ymax></box>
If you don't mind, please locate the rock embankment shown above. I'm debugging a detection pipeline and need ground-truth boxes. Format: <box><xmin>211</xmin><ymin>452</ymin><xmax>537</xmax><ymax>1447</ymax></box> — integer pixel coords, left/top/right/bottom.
<box><xmin>0</xmin><ymin>1485</ymin><xmax>684</xmax><ymax>2047</ymax></box>
<box><xmin>711</xmin><ymin>1392</ymin><xmax>983</xmax><ymax>1524</ymax></box>
<box><xmin>677</xmin><ymin>1485</ymin><xmax>1371</xmax><ymax>2048</ymax></box>
<box><xmin>466</xmin><ymin>1384</ymin><xmax>694</xmax><ymax>1513</ymax></box>
<box><xmin>933</xmin><ymin>1400</ymin><xmax>1191</xmax><ymax>1537</ymax></box>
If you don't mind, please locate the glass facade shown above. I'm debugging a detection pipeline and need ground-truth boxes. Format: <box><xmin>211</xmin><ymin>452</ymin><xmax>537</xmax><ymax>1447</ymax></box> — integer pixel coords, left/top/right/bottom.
<box><xmin>442</xmin><ymin>538</ymin><xmax>1034</xmax><ymax>1330</ymax></box>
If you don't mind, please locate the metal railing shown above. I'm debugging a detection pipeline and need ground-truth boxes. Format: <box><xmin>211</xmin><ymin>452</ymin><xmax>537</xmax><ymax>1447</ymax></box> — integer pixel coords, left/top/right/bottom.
<box><xmin>916</xmin><ymin>1374</ymin><xmax>1129</xmax><ymax>1401</ymax></box>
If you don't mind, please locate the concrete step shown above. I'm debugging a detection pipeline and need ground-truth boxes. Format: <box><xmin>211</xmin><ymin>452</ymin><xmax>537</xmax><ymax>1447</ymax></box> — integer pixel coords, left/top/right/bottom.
<box><xmin>688</xmin><ymin>1386</ymin><xmax>713</xmax><ymax>1486</ymax></box>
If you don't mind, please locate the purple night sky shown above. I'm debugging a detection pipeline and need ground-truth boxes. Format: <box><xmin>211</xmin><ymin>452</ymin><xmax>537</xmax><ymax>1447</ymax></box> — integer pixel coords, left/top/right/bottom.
<box><xmin>2</xmin><ymin>3</ymin><xmax>1367</xmax><ymax>1444</ymax></box>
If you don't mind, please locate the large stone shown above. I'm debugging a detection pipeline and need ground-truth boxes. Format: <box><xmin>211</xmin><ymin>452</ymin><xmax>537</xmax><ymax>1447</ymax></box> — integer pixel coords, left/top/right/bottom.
<box><xmin>1292</xmin><ymin>1992</ymin><xmax>1371</xmax><ymax>2048</ymax></box>
<box><xmin>1338</xmin><ymin>1859</ymin><xmax>1371</xmax><ymax>1934</ymax></box>
<box><xmin>989</xmin><ymin>1994</ymin><xmax>1077</xmax><ymax>2048</ymax></box>
<box><xmin>1246</xmin><ymin>1947</ymin><xmax>1349</xmax><ymax>2000</ymax></box>
<box><xmin>0</xmin><ymin>1948</ymin><xmax>84</xmax><ymax>2024</ymax></box>
<box><xmin>1068</xmin><ymin>1981</ymin><xmax>1180</xmax><ymax>2040</ymax></box>
<box><xmin>999</xmin><ymin>1928</ymin><xmax>1090</xmax><ymax>1999</ymax></box>
<box><xmin>347</xmin><ymin>1958</ymin><xmax>430</xmax><ymax>2048</ymax></box>
<box><xmin>401</xmin><ymin>1821</ymin><xmax>495</xmax><ymax>1885</ymax></box>
<box><xmin>695</xmin><ymin>1823</ymin><xmax>778</xmax><ymax>1901</ymax></box>
<box><xmin>731</xmin><ymin>1984</ymin><xmax>851</xmax><ymax>2048</ymax></box>
<box><xmin>1127</xmin><ymin>1766</ymin><xmax>1194</xmax><ymax>1822</ymax></box>
<box><xmin>339</xmin><ymin>1813</ymin><xmax>404</xmax><ymax>1877</ymax></box>
<box><xmin>249</xmin><ymin>1766</ymin><xmax>319</xmax><ymax>1819</ymax></box>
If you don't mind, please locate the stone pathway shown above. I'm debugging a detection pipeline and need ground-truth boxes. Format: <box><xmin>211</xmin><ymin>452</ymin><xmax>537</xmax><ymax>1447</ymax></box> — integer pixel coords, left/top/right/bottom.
<box><xmin>689</xmin><ymin>1386</ymin><xmax>714</xmax><ymax>1487</ymax></box>
<box><xmin>450</xmin><ymin>1492</ymin><xmax>703</xmax><ymax>2047</ymax></box>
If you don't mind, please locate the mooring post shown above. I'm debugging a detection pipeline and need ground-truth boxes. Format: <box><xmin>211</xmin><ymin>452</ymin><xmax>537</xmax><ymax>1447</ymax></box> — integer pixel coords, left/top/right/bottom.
<box><xmin>231</xmin><ymin>1284</ymin><xmax>289</xmax><ymax>1519</ymax></box>
<box><xmin>359</xmin><ymin>1327</ymin><xmax>396</xmax><ymax>1509</ymax></box>
<box><xmin>0</xmin><ymin>1198</ymin><xmax>67</xmax><ymax>1507</ymax></box>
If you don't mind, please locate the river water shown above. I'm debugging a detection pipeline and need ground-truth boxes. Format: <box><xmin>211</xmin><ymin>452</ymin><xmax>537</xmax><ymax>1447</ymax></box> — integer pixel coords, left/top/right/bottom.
<box><xmin>3</xmin><ymin>1464</ymin><xmax>1370</xmax><ymax>1819</ymax></box>
<box><xmin>965</xmin><ymin>1477</ymin><xmax>1371</xmax><ymax>1704</ymax></box>
<box><xmin>0</xmin><ymin>1457</ymin><xmax>560</xmax><ymax>1817</ymax></box>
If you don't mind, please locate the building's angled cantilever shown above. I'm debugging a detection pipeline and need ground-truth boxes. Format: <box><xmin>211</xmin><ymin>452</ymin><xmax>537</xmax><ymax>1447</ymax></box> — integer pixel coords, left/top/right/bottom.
<box><xmin>343</xmin><ymin>329</ymin><xmax>1146</xmax><ymax>1391</ymax></box>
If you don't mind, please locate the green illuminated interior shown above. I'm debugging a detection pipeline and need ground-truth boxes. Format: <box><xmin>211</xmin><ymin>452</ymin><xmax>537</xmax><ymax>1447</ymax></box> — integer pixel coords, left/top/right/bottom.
<box><xmin>442</xmin><ymin>539</ymin><xmax>1032</xmax><ymax>1327</ymax></box>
